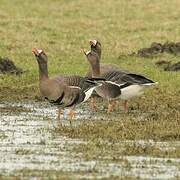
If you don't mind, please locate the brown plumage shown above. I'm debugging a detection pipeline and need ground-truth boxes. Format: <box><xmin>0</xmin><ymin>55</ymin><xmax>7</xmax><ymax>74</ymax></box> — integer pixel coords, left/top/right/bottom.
<box><xmin>32</xmin><ymin>48</ymin><xmax>102</xmax><ymax>125</ymax></box>
<box><xmin>83</xmin><ymin>40</ymin><xmax>118</xmax><ymax>111</ymax></box>
<box><xmin>84</xmin><ymin>48</ymin><xmax>157</xmax><ymax>112</ymax></box>
<box><xmin>84</xmin><ymin>39</ymin><xmax>123</xmax><ymax>111</ymax></box>
<box><xmin>86</xmin><ymin>40</ymin><xmax>121</xmax><ymax>78</ymax></box>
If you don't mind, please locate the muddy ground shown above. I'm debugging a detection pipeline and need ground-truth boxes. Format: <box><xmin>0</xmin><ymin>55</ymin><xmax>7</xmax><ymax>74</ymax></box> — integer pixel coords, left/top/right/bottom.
<box><xmin>155</xmin><ymin>60</ymin><xmax>180</xmax><ymax>71</ymax></box>
<box><xmin>133</xmin><ymin>42</ymin><xmax>180</xmax><ymax>57</ymax></box>
<box><xmin>0</xmin><ymin>58</ymin><xmax>23</xmax><ymax>75</ymax></box>
<box><xmin>0</xmin><ymin>101</ymin><xmax>179</xmax><ymax>179</ymax></box>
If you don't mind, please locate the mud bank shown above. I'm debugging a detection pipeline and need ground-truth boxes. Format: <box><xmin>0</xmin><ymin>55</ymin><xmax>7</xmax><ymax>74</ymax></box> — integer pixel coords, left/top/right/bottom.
<box><xmin>0</xmin><ymin>101</ymin><xmax>179</xmax><ymax>179</ymax></box>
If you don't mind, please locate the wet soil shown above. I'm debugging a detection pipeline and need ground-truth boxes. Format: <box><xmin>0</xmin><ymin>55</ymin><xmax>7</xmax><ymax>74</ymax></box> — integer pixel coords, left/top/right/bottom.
<box><xmin>155</xmin><ymin>60</ymin><xmax>180</xmax><ymax>71</ymax></box>
<box><xmin>0</xmin><ymin>57</ymin><xmax>23</xmax><ymax>75</ymax></box>
<box><xmin>164</xmin><ymin>62</ymin><xmax>180</xmax><ymax>71</ymax></box>
<box><xmin>0</xmin><ymin>101</ymin><xmax>180</xmax><ymax>179</ymax></box>
<box><xmin>155</xmin><ymin>60</ymin><xmax>171</xmax><ymax>66</ymax></box>
<box><xmin>131</xmin><ymin>42</ymin><xmax>180</xmax><ymax>57</ymax></box>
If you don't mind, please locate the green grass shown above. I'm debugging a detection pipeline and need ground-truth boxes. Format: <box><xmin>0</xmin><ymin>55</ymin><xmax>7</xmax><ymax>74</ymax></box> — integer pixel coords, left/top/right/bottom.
<box><xmin>0</xmin><ymin>0</ymin><xmax>180</xmax><ymax>179</ymax></box>
<box><xmin>0</xmin><ymin>0</ymin><xmax>180</xmax><ymax>100</ymax></box>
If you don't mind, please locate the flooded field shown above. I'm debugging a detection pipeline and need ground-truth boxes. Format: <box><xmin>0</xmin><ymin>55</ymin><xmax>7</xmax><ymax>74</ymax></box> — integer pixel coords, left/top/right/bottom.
<box><xmin>0</xmin><ymin>101</ymin><xmax>179</xmax><ymax>179</ymax></box>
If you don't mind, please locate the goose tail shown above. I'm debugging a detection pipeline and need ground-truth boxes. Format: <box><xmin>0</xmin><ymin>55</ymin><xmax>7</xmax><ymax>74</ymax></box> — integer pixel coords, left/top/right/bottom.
<box><xmin>142</xmin><ymin>81</ymin><xmax>158</xmax><ymax>86</ymax></box>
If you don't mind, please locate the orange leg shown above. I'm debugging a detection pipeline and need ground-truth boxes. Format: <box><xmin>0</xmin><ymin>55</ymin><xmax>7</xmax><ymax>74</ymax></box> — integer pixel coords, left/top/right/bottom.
<box><xmin>90</xmin><ymin>97</ymin><xmax>97</xmax><ymax>110</ymax></box>
<box><xmin>68</xmin><ymin>108</ymin><xmax>76</xmax><ymax>126</ymax></box>
<box><xmin>112</xmin><ymin>100</ymin><xmax>119</xmax><ymax>110</ymax></box>
<box><xmin>107</xmin><ymin>100</ymin><xmax>119</xmax><ymax>113</ymax></box>
<box><xmin>123</xmin><ymin>100</ymin><xmax>128</xmax><ymax>112</ymax></box>
<box><xmin>107</xmin><ymin>100</ymin><xmax>113</xmax><ymax>113</ymax></box>
<box><xmin>57</xmin><ymin>108</ymin><xmax>63</xmax><ymax>127</ymax></box>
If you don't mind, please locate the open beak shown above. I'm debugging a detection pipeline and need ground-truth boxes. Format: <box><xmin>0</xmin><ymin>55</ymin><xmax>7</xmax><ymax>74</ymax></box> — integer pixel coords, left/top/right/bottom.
<box><xmin>81</xmin><ymin>48</ymin><xmax>91</xmax><ymax>56</ymax></box>
<box><xmin>32</xmin><ymin>48</ymin><xmax>38</xmax><ymax>55</ymax></box>
<box><xmin>89</xmin><ymin>39</ymin><xmax>97</xmax><ymax>46</ymax></box>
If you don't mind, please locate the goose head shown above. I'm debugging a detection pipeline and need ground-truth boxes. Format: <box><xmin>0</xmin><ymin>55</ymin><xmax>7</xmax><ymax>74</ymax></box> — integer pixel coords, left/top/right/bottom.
<box><xmin>89</xmin><ymin>39</ymin><xmax>101</xmax><ymax>58</ymax></box>
<box><xmin>32</xmin><ymin>48</ymin><xmax>48</xmax><ymax>64</ymax></box>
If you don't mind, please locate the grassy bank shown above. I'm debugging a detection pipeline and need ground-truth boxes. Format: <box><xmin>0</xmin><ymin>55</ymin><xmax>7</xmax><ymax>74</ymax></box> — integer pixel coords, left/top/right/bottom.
<box><xmin>0</xmin><ymin>0</ymin><xmax>180</xmax><ymax>99</ymax></box>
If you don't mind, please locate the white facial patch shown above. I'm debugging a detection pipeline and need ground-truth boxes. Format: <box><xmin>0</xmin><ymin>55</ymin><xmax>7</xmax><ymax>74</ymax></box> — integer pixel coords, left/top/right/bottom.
<box><xmin>92</xmin><ymin>40</ymin><xmax>97</xmax><ymax>46</ymax></box>
<box><xmin>37</xmin><ymin>49</ymin><xmax>43</xmax><ymax>54</ymax></box>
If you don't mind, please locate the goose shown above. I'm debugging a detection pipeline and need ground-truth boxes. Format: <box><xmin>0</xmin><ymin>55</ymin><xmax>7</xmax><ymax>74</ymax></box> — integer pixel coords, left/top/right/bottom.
<box><xmin>83</xmin><ymin>49</ymin><xmax>157</xmax><ymax>112</ymax></box>
<box><xmin>86</xmin><ymin>39</ymin><xmax>122</xmax><ymax>78</ymax></box>
<box><xmin>32</xmin><ymin>48</ymin><xmax>105</xmax><ymax>125</ymax></box>
<box><xmin>85</xmin><ymin>39</ymin><xmax>128</xmax><ymax>110</ymax></box>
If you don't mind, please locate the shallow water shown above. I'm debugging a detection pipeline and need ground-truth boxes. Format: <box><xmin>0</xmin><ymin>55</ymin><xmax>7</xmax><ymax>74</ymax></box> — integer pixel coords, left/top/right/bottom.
<box><xmin>0</xmin><ymin>101</ymin><xmax>179</xmax><ymax>179</ymax></box>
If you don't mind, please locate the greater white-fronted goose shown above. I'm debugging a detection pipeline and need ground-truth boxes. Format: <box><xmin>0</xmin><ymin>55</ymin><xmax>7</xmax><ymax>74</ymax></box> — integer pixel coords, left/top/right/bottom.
<box><xmin>32</xmin><ymin>48</ymin><xmax>104</xmax><ymax>125</ymax></box>
<box><xmin>83</xmin><ymin>50</ymin><xmax>157</xmax><ymax>112</ymax></box>
<box><xmin>86</xmin><ymin>39</ymin><xmax>122</xmax><ymax>78</ymax></box>
<box><xmin>85</xmin><ymin>39</ymin><xmax>123</xmax><ymax>110</ymax></box>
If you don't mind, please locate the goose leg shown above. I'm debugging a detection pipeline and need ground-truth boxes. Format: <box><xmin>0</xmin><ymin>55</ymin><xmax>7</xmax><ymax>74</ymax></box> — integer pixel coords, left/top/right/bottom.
<box><xmin>123</xmin><ymin>100</ymin><xmax>128</xmax><ymax>112</ymax></box>
<box><xmin>57</xmin><ymin>108</ymin><xmax>62</xmax><ymax>127</ymax></box>
<box><xmin>107</xmin><ymin>99</ymin><xmax>118</xmax><ymax>113</ymax></box>
<box><xmin>107</xmin><ymin>100</ymin><xmax>113</xmax><ymax>113</ymax></box>
<box><xmin>68</xmin><ymin>107</ymin><xmax>75</xmax><ymax>126</ymax></box>
<box><xmin>112</xmin><ymin>100</ymin><xmax>118</xmax><ymax>110</ymax></box>
<box><xmin>90</xmin><ymin>97</ymin><xmax>97</xmax><ymax>110</ymax></box>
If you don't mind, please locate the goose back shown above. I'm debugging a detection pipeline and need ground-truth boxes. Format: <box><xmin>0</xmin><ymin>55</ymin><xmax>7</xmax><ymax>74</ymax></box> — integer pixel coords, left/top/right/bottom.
<box><xmin>100</xmin><ymin>70</ymin><xmax>155</xmax><ymax>85</ymax></box>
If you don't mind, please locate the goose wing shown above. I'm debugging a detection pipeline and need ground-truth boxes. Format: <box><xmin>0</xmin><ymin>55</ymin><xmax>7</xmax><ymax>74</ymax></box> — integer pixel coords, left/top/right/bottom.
<box><xmin>121</xmin><ymin>73</ymin><xmax>156</xmax><ymax>85</ymax></box>
<box><xmin>52</xmin><ymin>75</ymin><xmax>84</xmax><ymax>87</ymax></box>
<box><xmin>101</xmin><ymin>70</ymin><xmax>156</xmax><ymax>85</ymax></box>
